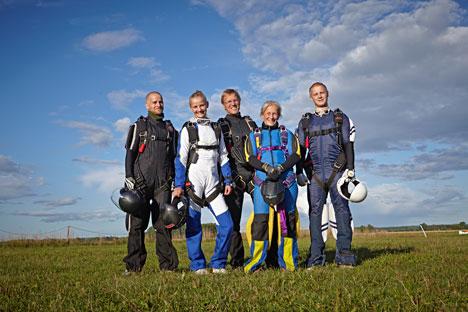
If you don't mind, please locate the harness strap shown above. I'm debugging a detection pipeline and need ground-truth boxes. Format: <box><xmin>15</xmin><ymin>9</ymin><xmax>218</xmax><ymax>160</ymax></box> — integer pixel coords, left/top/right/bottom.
<box><xmin>311</xmin><ymin>152</ymin><xmax>346</xmax><ymax>191</ymax></box>
<box><xmin>185</xmin><ymin>181</ymin><xmax>223</xmax><ymax>207</ymax></box>
<box><xmin>279</xmin><ymin>125</ymin><xmax>289</xmax><ymax>158</ymax></box>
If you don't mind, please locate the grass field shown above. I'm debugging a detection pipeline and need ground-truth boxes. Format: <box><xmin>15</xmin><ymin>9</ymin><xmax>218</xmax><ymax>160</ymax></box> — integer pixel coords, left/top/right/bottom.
<box><xmin>0</xmin><ymin>231</ymin><xmax>466</xmax><ymax>311</ymax></box>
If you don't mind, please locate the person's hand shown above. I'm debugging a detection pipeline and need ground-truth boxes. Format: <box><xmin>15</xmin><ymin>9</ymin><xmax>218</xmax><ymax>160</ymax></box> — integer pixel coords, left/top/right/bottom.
<box><xmin>172</xmin><ymin>187</ymin><xmax>184</xmax><ymax>198</ymax></box>
<box><xmin>296</xmin><ymin>173</ymin><xmax>309</xmax><ymax>186</ymax></box>
<box><xmin>224</xmin><ymin>184</ymin><xmax>233</xmax><ymax>195</ymax></box>
<box><xmin>125</xmin><ymin>177</ymin><xmax>136</xmax><ymax>190</ymax></box>
<box><xmin>342</xmin><ymin>169</ymin><xmax>355</xmax><ymax>182</ymax></box>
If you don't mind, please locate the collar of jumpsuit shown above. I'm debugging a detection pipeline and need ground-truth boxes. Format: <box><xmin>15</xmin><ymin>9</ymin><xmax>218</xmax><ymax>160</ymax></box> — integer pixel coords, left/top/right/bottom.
<box><xmin>314</xmin><ymin>106</ymin><xmax>330</xmax><ymax>117</ymax></box>
<box><xmin>261</xmin><ymin>122</ymin><xmax>279</xmax><ymax>130</ymax></box>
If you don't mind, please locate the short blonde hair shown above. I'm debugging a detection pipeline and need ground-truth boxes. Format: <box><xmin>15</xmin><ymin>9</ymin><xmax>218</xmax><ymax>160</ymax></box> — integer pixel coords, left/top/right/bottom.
<box><xmin>260</xmin><ymin>100</ymin><xmax>281</xmax><ymax>117</ymax></box>
<box><xmin>189</xmin><ymin>90</ymin><xmax>207</xmax><ymax>106</ymax></box>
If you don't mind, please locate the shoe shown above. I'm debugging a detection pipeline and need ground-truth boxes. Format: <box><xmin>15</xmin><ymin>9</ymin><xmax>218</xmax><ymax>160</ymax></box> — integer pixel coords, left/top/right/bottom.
<box><xmin>194</xmin><ymin>268</ymin><xmax>209</xmax><ymax>275</ymax></box>
<box><xmin>123</xmin><ymin>269</ymin><xmax>139</xmax><ymax>276</ymax></box>
<box><xmin>337</xmin><ymin>263</ymin><xmax>355</xmax><ymax>268</ymax></box>
<box><xmin>212</xmin><ymin>268</ymin><xmax>227</xmax><ymax>274</ymax></box>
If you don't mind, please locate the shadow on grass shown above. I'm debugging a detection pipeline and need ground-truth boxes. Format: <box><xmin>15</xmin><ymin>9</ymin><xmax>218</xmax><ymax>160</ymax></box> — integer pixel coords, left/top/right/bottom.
<box><xmin>299</xmin><ymin>246</ymin><xmax>415</xmax><ymax>267</ymax></box>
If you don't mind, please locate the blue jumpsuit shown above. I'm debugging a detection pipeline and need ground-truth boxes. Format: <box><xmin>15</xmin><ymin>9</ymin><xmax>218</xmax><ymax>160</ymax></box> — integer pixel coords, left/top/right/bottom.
<box><xmin>244</xmin><ymin>123</ymin><xmax>300</xmax><ymax>272</ymax></box>
<box><xmin>296</xmin><ymin>110</ymin><xmax>356</xmax><ymax>266</ymax></box>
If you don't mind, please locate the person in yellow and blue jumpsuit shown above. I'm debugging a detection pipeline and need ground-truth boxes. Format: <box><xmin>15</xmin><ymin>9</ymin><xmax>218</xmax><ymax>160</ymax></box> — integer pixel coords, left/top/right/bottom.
<box><xmin>244</xmin><ymin>101</ymin><xmax>301</xmax><ymax>272</ymax></box>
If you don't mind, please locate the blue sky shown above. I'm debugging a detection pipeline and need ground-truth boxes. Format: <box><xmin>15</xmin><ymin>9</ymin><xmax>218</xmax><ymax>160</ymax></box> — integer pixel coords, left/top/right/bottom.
<box><xmin>1</xmin><ymin>0</ymin><xmax>467</xmax><ymax>238</ymax></box>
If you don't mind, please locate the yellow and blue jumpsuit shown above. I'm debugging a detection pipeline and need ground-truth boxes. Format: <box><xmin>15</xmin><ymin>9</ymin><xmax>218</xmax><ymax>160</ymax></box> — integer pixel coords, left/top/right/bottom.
<box><xmin>244</xmin><ymin>122</ymin><xmax>300</xmax><ymax>272</ymax></box>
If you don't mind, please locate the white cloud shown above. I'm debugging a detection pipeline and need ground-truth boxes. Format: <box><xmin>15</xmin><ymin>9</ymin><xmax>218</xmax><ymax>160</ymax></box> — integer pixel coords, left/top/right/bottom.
<box><xmin>62</xmin><ymin>121</ymin><xmax>113</xmax><ymax>147</ymax></box>
<box><xmin>79</xmin><ymin>165</ymin><xmax>124</xmax><ymax>194</ymax></box>
<box><xmin>107</xmin><ymin>89</ymin><xmax>146</xmax><ymax>110</ymax></box>
<box><xmin>13</xmin><ymin>209</ymin><xmax>121</xmax><ymax>223</ymax></box>
<box><xmin>72</xmin><ymin>157</ymin><xmax>121</xmax><ymax>166</ymax></box>
<box><xmin>82</xmin><ymin>27</ymin><xmax>144</xmax><ymax>52</ymax></box>
<box><xmin>127</xmin><ymin>56</ymin><xmax>156</xmax><ymax>69</ymax></box>
<box><xmin>114</xmin><ymin>117</ymin><xmax>131</xmax><ymax>133</ymax></box>
<box><xmin>127</xmin><ymin>57</ymin><xmax>170</xmax><ymax>83</ymax></box>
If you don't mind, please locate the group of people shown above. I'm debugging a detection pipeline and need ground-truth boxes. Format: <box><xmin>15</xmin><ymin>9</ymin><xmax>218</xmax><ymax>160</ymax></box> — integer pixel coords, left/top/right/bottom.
<box><xmin>122</xmin><ymin>82</ymin><xmax>357</xmax><ymax>275</ymax></box>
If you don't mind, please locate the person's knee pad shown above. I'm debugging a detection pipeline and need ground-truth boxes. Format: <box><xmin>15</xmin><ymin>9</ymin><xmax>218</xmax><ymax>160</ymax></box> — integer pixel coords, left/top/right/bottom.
<box><xmin>286</xmin><ymin>211</ymin><xmax>297</xmax><ymax>238</ymax></box>
<box><xmin>251</xmin><ymin>214</ymin><xmax>269</xmax><ymax>241</ymax></box>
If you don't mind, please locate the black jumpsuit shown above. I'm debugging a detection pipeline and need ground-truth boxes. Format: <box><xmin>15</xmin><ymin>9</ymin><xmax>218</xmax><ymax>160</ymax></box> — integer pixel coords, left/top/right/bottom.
<box><xmin>219</xmin><ymin>113</ymin><xmax>256</xmax><ymax>268</ymax></box>
<box><xmin>123</xmin><ymin>115</ymin><xmax>178</xmax><ymax>271</ymax></box>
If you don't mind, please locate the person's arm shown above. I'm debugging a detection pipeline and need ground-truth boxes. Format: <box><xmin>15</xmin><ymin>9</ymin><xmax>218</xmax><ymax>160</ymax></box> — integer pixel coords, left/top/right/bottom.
<box><xmin>174</xmin><ymin>127</ymin><xmax>190</xmax><ymax>188</ymax></box>
<box><xmin>342</xmin><ymin>115</ymin><xmax>355</xmax><ymax>171</ymax></box>
<box><xmin>245</xmin><ymin>133</ymin><xmax>264</xmax><ymax>171</ymax></box>
<box><xmin>219</xmin><ymin>131</ymin><xmax>232</xmax><ymax>186</ymax></box>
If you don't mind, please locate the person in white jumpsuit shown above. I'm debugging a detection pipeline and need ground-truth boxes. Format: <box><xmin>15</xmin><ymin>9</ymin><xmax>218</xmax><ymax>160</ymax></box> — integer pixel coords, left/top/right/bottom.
<box><xmin>173</xmin><ymin>90</ymin><xmax>233</xmax><ymax>274</ymax></box>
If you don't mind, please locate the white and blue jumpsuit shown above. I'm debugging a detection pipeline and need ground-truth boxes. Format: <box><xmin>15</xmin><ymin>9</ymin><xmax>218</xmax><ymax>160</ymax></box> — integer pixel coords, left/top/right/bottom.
<box><xmin>174</xmin><ymin>117</ymin><xmax>233</xmax><ymax>271</ymax></box>
<box><xmin>244</xmin><ymin>123</ymin><xmax>301</xmax><ymax>272</ymax></box>
<box><xmin>296</xmin><ymin>109</ymin><xmax>356</xmax><ymax>266</ymax></box>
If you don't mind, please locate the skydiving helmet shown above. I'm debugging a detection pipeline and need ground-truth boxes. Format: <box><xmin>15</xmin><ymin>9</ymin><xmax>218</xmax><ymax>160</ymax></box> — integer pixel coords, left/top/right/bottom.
<box><xmin>161</xmin><ymin>196</ymin><xmax>189</xmax><ymax>229</ymax></box>
<box><xmin>111</xmin><ymin>187</ymin><xmax>147</xmax><ymax>217</ymax></box>
<box><xmin>337</xmin><ymin>176</ymin><xmax>368</xmax><ymax>203</ymax></box>
<box><xmin>261</xmin><ymin>180</ymin><xmax>285</xmax><ymax>206</ymax></box>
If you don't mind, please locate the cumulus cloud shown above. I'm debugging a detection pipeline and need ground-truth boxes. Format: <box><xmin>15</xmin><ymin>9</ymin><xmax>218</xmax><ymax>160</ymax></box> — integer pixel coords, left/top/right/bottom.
<box><xmin>114</xmin><ymin>117</ymin><xmax>131</xmax><ymax>133</ymax></box>
<box><xmin>81</xmin><ymin>27</ymin><xmax>144</xmax><ymax>52</ymax></box>
<box><xmin>107</xmin><ymin>89</ymin><xmax>146</xmax><ymax>110</ymax></box>
<box><xmin>33</xmin><ymin>197</ymin><xmax>81</xmax><ymax>208</ymax></box>
<box><xmin>127</xmin><ymin>57</ymin><xmax>170</xmax><ymax>83</ymax></box>
<box><xmin>0</xmin><ymin>155</ymin><xmax>44</xmax><ymax>201</ymax></box>
<box><xmin>13</xmin><ymin>209</ymin><xmax>121</xmax><ymax>223</ymax></box>
<box><xmin>61</xmin><ymin>121</ymin><xmax>113</xmax><ymax>147</ymax></box>
<box><xmin>372</xmin><ymin>144</ymin><xmax>468</xmax><ymax>180</ymax></box>
<box><xmin>198</xmin><ymin>0</ymin><xmax>468</xmax><ymax>157</ymax></box>
<box><xmin>79</xmin><ymin>165</ymin><xmax>124</xmax><ymax>194</ymax></box>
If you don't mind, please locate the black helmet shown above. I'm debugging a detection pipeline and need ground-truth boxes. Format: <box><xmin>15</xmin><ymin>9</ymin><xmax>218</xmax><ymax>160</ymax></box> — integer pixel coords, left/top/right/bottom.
<box><xmin>261</xmin><ymin>180</ymin><xmax>285</xmax><ymax>206</ymax></box>
<box><xmin>161</xmin><ymin>196</ymin><xmax>189</xmax><ymax>229</ymax></box>
<box><xmin>111</xmin><ymin>187</ymin><xmax>147</xmax><ymax>217</ymax></box>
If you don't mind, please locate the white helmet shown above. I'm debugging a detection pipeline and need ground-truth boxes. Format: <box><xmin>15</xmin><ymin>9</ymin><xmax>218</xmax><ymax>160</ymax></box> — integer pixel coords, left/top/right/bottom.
<box><xmin>337</xmin><ymin>177</ymin><xmax>368</xmax><ymax>203</ymax></box>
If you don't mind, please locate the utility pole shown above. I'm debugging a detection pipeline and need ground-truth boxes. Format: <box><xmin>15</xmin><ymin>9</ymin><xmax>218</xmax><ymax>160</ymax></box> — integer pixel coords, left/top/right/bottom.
<box><xmin>67</xmin><ymin>225</ymin><xmax>71</xmax><ymax>244</ymax></box>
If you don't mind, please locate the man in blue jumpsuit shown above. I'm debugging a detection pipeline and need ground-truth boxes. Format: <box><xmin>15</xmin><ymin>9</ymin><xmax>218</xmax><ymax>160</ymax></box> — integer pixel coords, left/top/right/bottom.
<box><xmin>296</xmin><ymin>82</ymin><xmax>357</xmax><ymax>267</ymax></box>
<box><xmin>244</xmin><ymin>101</ymin><xmax>300</xmax><ymax>272</ymax></box>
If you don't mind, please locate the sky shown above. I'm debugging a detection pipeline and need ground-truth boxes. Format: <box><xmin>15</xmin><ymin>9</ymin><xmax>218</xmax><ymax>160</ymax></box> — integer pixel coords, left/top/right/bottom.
<box><xmin>1</xmin><ymin>0</ymin><xmax>467</xmax><ymax>238</ymax></box>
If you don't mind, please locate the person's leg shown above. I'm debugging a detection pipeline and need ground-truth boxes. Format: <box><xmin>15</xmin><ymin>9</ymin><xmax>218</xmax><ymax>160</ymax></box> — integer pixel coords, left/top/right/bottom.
<box><xmin>306</xmin><ymin>181</ymin><xmax>327</xmax><ymax>267</ymax></box>
<box><xmin>244</xmin><ymin>185</ymin><xmax>270</xmax><ymax>273</ymax></box>
<box><xmin>330</xmin><ymin>175</ymin><xmax>356</xmax><ymax>266</ymax></box>
<box><xmin>277</xmin><ymin>183</ymin><xmax>299</xmax><ymax>271</ymax></box>
<box><xmin>225</xmin><ymin>187</ymin><xmax>245</xmax><ymax>268</ymax></box>
<box><xmin>123</xmin><ymin>206</ymin><xmax>150</xmax><ymax>272</ymax></box>
<box><xmin>153</xmin><ymin>190</ymin><xmax>179</xmax><ymax>271</ymax></box>
<box><xmin>208</xmin><ymin>194</ymin><xmax>233</xmax><ymax>269</ymax></box>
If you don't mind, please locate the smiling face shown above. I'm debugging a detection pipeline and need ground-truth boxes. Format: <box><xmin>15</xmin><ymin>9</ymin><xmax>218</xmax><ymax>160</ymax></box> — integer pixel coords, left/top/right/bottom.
<box><xmin>262</xmin><ymin>103</ymin><xmax>280</xmax><ymax>126</ymax></box>
<box><xmin>310</xmin><ymin>84</ymin><xmax>329</xmax><ymax>108</ymax></box>
<box><xmin>145</xmin><ymin>92</ymin><xmax>164</xmax><ymax>115</ymax></box>
<box><xmin>222</xmin><ymin>92</ymin><xmax>240</xmax><ymax>115</ymax></box>
<box><xmin>190</xmin><ymin>95</ymin><xmax>209</xmax><ymax>118</ymax></box>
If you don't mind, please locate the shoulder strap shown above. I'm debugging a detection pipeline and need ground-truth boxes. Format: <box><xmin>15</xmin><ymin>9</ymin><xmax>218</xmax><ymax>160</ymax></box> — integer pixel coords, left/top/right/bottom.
<box><xmin>279</xmin><ymin>125</ymin><xmax>289</xmax><ymax>158</ymax></box>
<box><xmin>211</xmin><ymin>122</ymin><xmax>222</xmax><ymax>143</ymax></box>
<box><xmin>183</xmin><ymin>121</ymin><xmax>198</xmax><ymax>145</ymax></box>
<box><xmin>333</xmin><ymin>109</ymin><xmax>344</xmax><ymax>147</ymax></box>
<box><xmin>217</xmin><ymin>118</ymin><xmax>231</xmax><ymax>141</ymax></box>
<box><xmin>300</xmin><ymin>113</ymin><xmax>312</xmax><ymax>148</ymax></box>
<box><xmin>243</xmin><ymin>116</ymin><xmax>256</xmax><ymax>132</ymax></box>
<box><xmin>136</xmin><ymin>116</ymin><xmax>148</xmax><ymax>153</ymax></box>
<box><xmin>254</xmin><ymin>128</ymin><xmax>262</xmax><ymax>160</ymax></box>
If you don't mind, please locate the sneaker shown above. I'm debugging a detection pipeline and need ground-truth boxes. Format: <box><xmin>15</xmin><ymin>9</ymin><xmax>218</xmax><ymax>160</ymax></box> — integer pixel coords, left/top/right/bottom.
<box><xmin>194</xmin><ymin>268</ymin><xmax>209</xmax><ymax>275</ymax></box>
<box><xmin>212</xmin><ymin>268</ymin><xmax>227</xmax><ymax>274</ymax></box>
<box><xmin>123</xmin><ymin>269</ymin><xmax>140</xmax><ymax>276</ymax></box>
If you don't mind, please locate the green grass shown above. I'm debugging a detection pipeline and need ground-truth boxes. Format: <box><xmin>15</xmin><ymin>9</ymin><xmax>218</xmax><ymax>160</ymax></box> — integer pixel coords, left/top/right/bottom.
<box><xmin>0</xmin><ymin>232</ymin><xmax>466</xmax><ymax>311</ymax></box>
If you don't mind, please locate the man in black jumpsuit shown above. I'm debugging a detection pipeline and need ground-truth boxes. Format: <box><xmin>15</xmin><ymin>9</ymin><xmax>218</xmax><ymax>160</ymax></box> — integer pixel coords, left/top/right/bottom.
<box><xmin>218</xmin><ymin>89</ymin><xmax>257</xmax><ymax>268</ymax></box>
<box><xmin>123</xmin><ymin>91</ymin><xmax>178</xmax><ymax>273</ymax></box>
